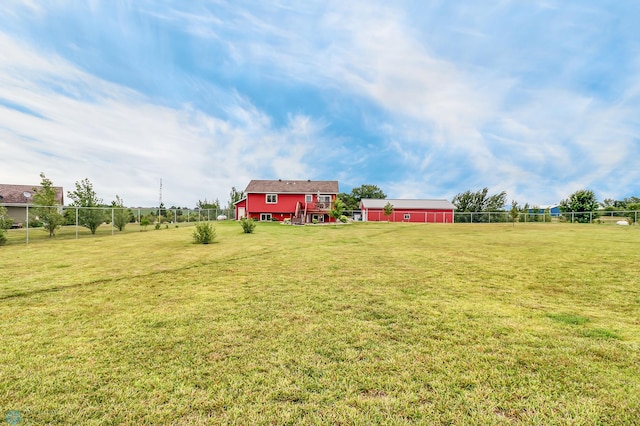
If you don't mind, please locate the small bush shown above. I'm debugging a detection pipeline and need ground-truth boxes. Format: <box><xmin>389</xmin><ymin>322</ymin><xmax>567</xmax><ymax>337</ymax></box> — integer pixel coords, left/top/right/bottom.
<box><xmin>0</xmin><ymin>230</ymin><xmax>7</xmax><ymax>246</ymax></box>
<box><xmin>312</xmin><ymin>219</ymin><xmax>318</xmax><ymax>224</ymax></box>
<box><xmin>193</xmin><ymin>222</ymin><xmax>216</xmax><ymax>244</ymax></box>
<box><xmin>240</xmin><ymin>217</ymin><xmax>256</xmax><ymax>234</ymax></box>
<box><xmin>339</xmin><ymin>215</ymin><xmax>348</xmax><ymax>223</ymax></box>
<box><xmin>140</xmin><ymin>218</ymin><xmax>150</xmax><ymax>231</ymax></box>
<box><xmin>155</xmin><ymin>223</ymin><xmax>161</xmax><ymax>230</ymax></box>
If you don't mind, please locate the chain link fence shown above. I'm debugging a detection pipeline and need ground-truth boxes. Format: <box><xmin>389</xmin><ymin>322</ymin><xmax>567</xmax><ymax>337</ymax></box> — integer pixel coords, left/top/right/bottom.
<box><xmin>3</xmin><ymin>205</ymin><xmax>235</xmax><ymax>244</ymax></box>
<box><xmin>3</xmin><ymin>206</ymin><xmax>638</xmax><ymax>245</ymax></box>
<box><xmin>454</xmin><ymin>210</ymin><xmax>639</xmax><ymax>224</ymax></box>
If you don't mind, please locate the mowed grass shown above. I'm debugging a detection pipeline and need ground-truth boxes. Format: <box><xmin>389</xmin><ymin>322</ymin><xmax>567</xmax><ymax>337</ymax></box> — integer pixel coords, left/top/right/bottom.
<box><xmin>1</xmin><ymin>222</ymin><xmax>639</xmax><ymax>424</ymax></box>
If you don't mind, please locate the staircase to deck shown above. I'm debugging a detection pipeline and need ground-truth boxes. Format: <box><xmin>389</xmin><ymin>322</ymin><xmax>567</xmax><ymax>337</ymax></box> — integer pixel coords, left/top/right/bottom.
<box><xmin>291</xmin><ymin>201</ymin><xmax>306</xmax><ymax>225</ymax></box>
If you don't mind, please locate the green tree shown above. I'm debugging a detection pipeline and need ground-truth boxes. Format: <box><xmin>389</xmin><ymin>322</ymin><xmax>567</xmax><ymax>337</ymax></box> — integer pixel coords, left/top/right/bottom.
<box><xmin>626</xmin><ymin>202</ymin><xmax>640</xmax><ymax>224</ymax></box>
<box><xmin>337</xmin><ymin>192</ymin><xmax>358</xmax><ymax>210</ymax></box>
<box><xmin>452</xmin><ymin>188</ymin><xmax>507</xmax><ymax>223</ymax></box>
<box><xmin>229</xmin><ymin>187</ymin><xmax>245</xmax><ymax>208</ymax></box>
<box><xmin>383</xmin><ymin>202</ymin><xmax>394</xmax><ymax>221</ymax></box>
<box><xmin>350</xmin><ymin>184</ymin><xmax>386</xmax><ymax>208</ymax></box>
<box><xmin>158</xmin><ymin>202</ymin><xmax>167</xmax><ymax>219</ymax></box>
<box><xmin>67</xmin><ymin>178</ymin><xmax>106</xmax><ymax>234</ymax></box>
<box><xmin>559</xmin><ymin>189</ymin><xmax>600</xmax><ymax>223</ymax></box>
<box><xmin>32</xmin><ymin>172</ymin><xmax>64</xmax><ymax>237</ymax></box>
<box><xmin>112</xmin><ymin>195</ymin><xmax>130</xmax><ymax>231</ymax></box>
<box><xmin>197</xmin><ymin>198</ymin><xmax>221</xmax><ymax>210</ymax></box>
<box><xmin>329</xmin><ymin>197</ymin><xmax>345</xmax><ymax>222</ymax></box>
<box><xmin>0</xmin><ymin>205</ymin><xmax>11</xmax><ymax>245</ymax></box>
<box><xmin>0</xmin><ymin>205</ymin><xmax>12</xmax><ymax>230</ymax></box>
<box><xmin>509</xmin><ymin>200</ymin><xmax>520</xmax><ymax>225</ymax></box>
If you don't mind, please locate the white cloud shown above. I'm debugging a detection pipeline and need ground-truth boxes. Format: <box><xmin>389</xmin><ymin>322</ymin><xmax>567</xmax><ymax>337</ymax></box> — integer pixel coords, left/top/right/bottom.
<box><xmin>0</xmin><ymin>33</ymin><xmax>327</xmax><ymax>207</ymax></box>
<box><xmin>2</xmin><ymin>1</ymin><xmax>639</xmax><ymax>207</ymax></box>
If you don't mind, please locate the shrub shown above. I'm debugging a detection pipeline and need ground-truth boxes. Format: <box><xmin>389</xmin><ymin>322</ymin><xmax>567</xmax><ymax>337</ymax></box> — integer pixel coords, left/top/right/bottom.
<box><xmin>339</xmin><ymin>215</ymin><xmax>348</xmax><ymax>223</ymax></box>
<box><xmin>0</xmin><ymin>230</ymin><xmax>7</xmax><ymax>246</ymax></box>
<box><xmin>312</xmin><ymin>219</ymin><xmax>318</xmax><ymax>224</ymax></box>
<box><xmin>193</xmin><ymin>222</ymin><xmax>216</xmax><ymax>244</ymax></box>
<box><xmin>155</xmin><ymin>223</ymin><xmax>161</xmax><ymax>230</ymax></box>
<box><xmin>140</xmin><ymin>218</ymin><xmax>150</xmax><ymax>231</ymax></box>
<box><xmin>240</xmin><ymin>217</ymin><xmax>256</xmax><ymax>234</ymax></box>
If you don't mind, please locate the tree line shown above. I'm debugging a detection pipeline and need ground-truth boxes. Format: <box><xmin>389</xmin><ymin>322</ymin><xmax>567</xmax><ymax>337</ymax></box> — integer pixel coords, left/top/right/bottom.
<box><xmin>0</xmin><ymin>173</ymin><xmax>245</xmax><ymax>240</ymax></box>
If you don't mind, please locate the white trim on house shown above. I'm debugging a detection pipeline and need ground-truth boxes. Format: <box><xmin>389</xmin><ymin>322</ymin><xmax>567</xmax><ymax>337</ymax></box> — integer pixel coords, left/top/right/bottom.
<box><xmin>266</xmin><ymin>194</ymin><xmax>278</xmax><ymax>204</ymax></box>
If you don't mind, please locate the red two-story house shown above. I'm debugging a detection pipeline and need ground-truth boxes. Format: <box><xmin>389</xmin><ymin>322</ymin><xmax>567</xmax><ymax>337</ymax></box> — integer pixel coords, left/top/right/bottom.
<box><xmin>234</xmin><ymin>180</ymin><xmax>339</xmax><ymax>223</ymax></box>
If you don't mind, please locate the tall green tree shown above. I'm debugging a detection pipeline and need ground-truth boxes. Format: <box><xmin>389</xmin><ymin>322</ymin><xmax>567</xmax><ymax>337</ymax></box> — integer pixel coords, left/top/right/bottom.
<box><xmin>337</xmin><ymin>192</ymin><xmax>358</xmax><ymax>210</ymax></box>
<box><xmin>352</xmin><ymin>184</ymin><xmax>386</xmax><ymax>202</ymax></box>
<box><xmin>559</xmin><ymin>189</ymin><xmax>600</xmax><ymax>223</ymax></box>
<box><xmin>383</xmin><ymin>202</ymin><xmax>394</xmax><ymax>221</ymax></box>
<box><xmin>0</xmin><ymin>205</ymin><xmax>11</xmax><ymax>245</ymax></box>
<box><xmin>339</xmin><ymin>184</ymin><xmax>386</xmax><ymax>209</ymax></box>
<box><xmin>112</xmin><ymin>195</ymin><xmax>130</xmax><ymax>231</ymax></box>
<box><xmin>452</xmin><ymin>188</ymin><xmax>507</xmax><ymax>212</ymax></box>
<box><xmin>32</xmin><ymin>172</ymin><xmax>64</xmax><ymax>237</ymax></box>
<box><xmin>197</xmin><ymin>198</ymin><xmax>221</xmax><ymax>210</ymax></box>
<box><xmin>329</xmin><ymin>197</ymin><xmax>345</xmax><ymax>222</ymax></box>
<box><xmin>452</xmin><ymin>188</ymin><xmax>507</xmax><ymax>223</ymax></box>
<box><xmin>229</xmin><ymin>187</ymin><xmax>244</xmax><ymax>208</ymax></box>
<box><xmin>67</xmin><ymin>178</ymin><xmax>106</xmax><ymax>234</ymax></box>
<box><xmin>509</xmin><ymin>200</ymin><xmax>520</xmax><ymax>225</ymax></box>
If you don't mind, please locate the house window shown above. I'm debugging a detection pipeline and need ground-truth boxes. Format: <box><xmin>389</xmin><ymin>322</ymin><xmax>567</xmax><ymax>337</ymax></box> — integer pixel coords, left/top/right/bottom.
<box><xmin>312</xmin><ymin>214</ymin><xmax>325</xmax><ymax>222</ymax></box>
<box><xmin>260</xmin><ymin>213</ymin><xmax>272</xmax><ymax>221</ymax></box>
<box><xmin>266</xmin><ymin>194</ymin><xmax>277</xmax><ymax>204</ymax></box>
<box><xmin>305</xmin><ymin>194</ymin><xmax>313</xmax><ymax>203</ymax></box>
<box><xmin>404</xmin><ymin>214</ymin><xmax>411</xmax><ymax>220</ymax></box>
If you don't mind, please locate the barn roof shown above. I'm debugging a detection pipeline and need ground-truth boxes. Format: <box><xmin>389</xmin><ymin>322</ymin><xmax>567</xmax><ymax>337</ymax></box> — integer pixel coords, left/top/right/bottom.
<box><xmin>361</xmin><ymin>198</ymin><xmax>455</xmax><ymax>210</ymax></box>
<box><xmin>0</xmin><ymin>184</ymin><xmax>64</xmax><ymax>205</ymax></box>
<box><xmin>244</xmin><ymin>180</ymin><xmax>339</xmax><ymax>194</ymax></box>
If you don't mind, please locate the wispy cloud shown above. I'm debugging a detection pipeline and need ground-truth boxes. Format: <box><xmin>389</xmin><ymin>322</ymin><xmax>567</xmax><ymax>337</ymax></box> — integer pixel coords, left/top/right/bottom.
<box><xmin>1</xmin><ymin>1</ymin><xmax>639</xmax><ymax>206</ymax></box>
<box><xmin>0</xmin><ymin>32</ymin><xmax>331</xmax><ymax>206</ymax></box>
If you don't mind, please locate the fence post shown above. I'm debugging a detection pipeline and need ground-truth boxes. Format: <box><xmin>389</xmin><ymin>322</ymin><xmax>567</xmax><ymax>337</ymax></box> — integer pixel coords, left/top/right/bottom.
<box><xmin>112</xmin><ymin>208</ymin><xmax>115</xmax><ymax>235</ymax></box>
<box><xmin>76</xmin><ymin>207</ymin><xmax>79</xmax><ymax>239</ymax></box>
<box><xmin>138</xmin><ymin>208</ymin><xmax>141</xmax><ymax>231</ymax></box>
<box><xmin>26</xmin><ymin>205</ymin><xmax>29</xmax><ymax>244</ymax></box>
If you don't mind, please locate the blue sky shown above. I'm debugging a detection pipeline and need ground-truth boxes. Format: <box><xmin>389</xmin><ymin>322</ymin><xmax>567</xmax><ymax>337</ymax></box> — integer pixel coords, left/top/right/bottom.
<box><xmin>1</xmin><ymin>1</ymin><xmax>639</xmax><ymax>208</ymax></box>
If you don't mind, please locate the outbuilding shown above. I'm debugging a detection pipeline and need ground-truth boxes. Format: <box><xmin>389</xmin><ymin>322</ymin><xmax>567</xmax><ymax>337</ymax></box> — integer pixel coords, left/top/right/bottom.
<box><xmin>0</xmin><ymin>183</ymin><xmax>64</xmax><ymax>226</ymax></box>
<box><xmin>360</xmin><ymin>199</ymin><xmax>455</xmax><ymax>223</ymax></box>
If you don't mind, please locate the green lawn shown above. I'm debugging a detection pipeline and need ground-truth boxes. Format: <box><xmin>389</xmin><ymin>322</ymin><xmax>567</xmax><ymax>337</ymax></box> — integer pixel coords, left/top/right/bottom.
<box><xmin>1</xmin><ymin>222</ymin><xmax>639</xmax><ymax>424</ymax></box>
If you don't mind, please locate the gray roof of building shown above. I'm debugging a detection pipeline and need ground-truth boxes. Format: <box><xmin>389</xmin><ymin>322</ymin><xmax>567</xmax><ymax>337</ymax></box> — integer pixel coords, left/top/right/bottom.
<box><xmin>361</xmin><ymin>198</ymin><xmax>455</xmax><ymax>210</ymax></box>
<box><xmin>244</xmin><ymin>180</ymin><xmax>339</xmax><ymax>194</ymax></box>
<box><xmin>0</xmin><ymin>184</ymin><xmax>64</xmax><ymax>205</ymax></box>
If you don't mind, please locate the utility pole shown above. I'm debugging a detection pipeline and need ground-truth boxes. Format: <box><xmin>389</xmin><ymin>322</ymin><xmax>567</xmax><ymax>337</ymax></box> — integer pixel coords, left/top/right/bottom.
<box><xmin>158</xmin><ymin>178</ymin><xmax>163</xmax><ymax>220</ymax></box>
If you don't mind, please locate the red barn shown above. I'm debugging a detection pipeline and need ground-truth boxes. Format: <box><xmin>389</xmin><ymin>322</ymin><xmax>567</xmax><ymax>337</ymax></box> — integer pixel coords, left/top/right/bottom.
<box><xmin>234</xmin><ymin>180</ymin><xmax>340</xmax><ymax>223</ymax></box>
<box><xmin>360</xmin><ymin>199</ymin><xmax>455</xmax><ymax>223</ymax></box>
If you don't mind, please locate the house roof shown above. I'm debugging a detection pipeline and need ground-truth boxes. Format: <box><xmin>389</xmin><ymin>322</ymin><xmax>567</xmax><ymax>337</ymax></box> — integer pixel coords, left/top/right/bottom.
<box><xmin>0</xmin><ymin>184</ymin><xmax>64</xmax><ymax>205</ymax></box>
<box><xmin>361</xmin><ymin>198</ymin><xmax>456</xmax><ymax>210</ymax></box>
<box><xmin>244</xmin><ymin>180</ymin><xmax>339</xmax><ymax>194</ymax></box>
